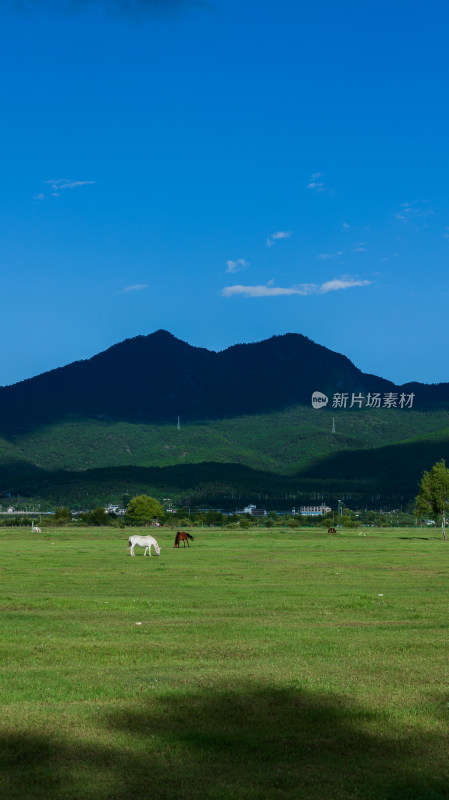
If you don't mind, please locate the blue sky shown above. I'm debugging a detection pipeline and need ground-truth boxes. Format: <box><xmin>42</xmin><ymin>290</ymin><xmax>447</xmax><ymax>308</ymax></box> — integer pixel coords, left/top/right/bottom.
<box><xmin>1</xmin><ymin>0</ymin><xmax>448</xmax><ymax>386</ymax></box>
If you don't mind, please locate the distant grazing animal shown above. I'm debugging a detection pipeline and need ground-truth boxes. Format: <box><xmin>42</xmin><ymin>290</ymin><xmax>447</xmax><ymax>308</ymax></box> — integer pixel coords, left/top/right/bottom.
<box><xmin>128</xmin><ymin>535</ymin><xmax>161</xmax><ymax>557</ymax></box>
<box><xmin>174</xmin><ymin>531</ymin><xmax>195</xmax><ymax>548</ymax></box>
<box><xmin>32</xmin><ymin>526</ymin><xmax>41</xmax><ymax>533</ymax></box>
<box><xmin>328</xmin><ymin>527</ymin><xmax>337</xmax><ymax>534</ymax></box>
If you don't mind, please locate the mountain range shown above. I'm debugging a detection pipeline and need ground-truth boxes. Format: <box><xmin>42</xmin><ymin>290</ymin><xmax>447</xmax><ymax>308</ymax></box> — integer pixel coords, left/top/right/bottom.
<box><xmin>1</xmin><ymin>330</ymin><xmax>448</xmax><ymax>432</ymax></box>
<box><xmin>0</xmin><ymin>331</ymin><xmax>448</xmax><ymax>508</ymax></box>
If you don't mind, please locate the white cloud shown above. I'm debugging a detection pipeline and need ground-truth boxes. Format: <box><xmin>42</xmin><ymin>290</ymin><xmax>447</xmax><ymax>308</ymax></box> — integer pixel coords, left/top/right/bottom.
<box><xmin>222</xmin><ymin>276</ymin><xmax>371</xmax><ymax>298</ymax></box>
<box><xmin>318</xmin><ymin>278</ymin><xmax>370</xmax><ymax>293</ymax></box>
<box><xmin>225</xmin><ymin>258</ymin><xmax>249</xmax><ymax>273</ymax></box>
<box><xmin>223</xmin><ymin>284</ymin><xmax>303</xmax><ymax>298</ymax></box>
<box><xmin>266</xmin><ymin>231</ymin><xmax>293</xmax><ymax>247</ymax></box>
<box><xmin>342</xmin><ymin>222</ymin><xmax>350</xmax><ymax>230</ymax></box>
<box><xmin>35</xmin><ymin>178</ymin><xmax>96</xmax><ymax>199</ymax></box>
<box><xmin>443</xmin><ymin>227</ymin><xmax>449</xmax><ymax>239</ymax></box>
<box><xmin>45</xmin><ymin>179</ymin><xmax>95</xmax><ymax>191</ymax></box>
<box><xmin>317</xmin><ymin>251</ymin><xmax>343</xmax><ymax>260</ymax></box>
<box><xmin>395</xmin><ymin>201</ymin><xmax>434</xmax><ymax>222</ymax></box>
<box><xmin>120</xmin><ymin>284</ymin><xmax>149</xmax><ymax>293</ymax></box>
<box><xmin>271</xmin><ymin>231</ymin><xmax>292</xmax><ymax>240</ymax></box>
<box><xmin>306</xmin><ymin>172</ymin><xmax>330</xmax><ymax>192</ymax></box>
<box><xmin>352</xmin><ymin>243</ymin><xmax>367</xmax><ymax>252</ymax></box>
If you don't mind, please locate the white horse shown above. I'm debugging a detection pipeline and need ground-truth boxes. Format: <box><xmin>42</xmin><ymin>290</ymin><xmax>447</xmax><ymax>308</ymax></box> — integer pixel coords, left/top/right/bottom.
<box><xmin>32</xmin><ymin>526</ymin><xmax>41</xmax><ymax>533</ymax></box>
<box><xmin>128</xmin><ymin>535</ymin><xmax>161</xmax><ymax>557</ymax></box>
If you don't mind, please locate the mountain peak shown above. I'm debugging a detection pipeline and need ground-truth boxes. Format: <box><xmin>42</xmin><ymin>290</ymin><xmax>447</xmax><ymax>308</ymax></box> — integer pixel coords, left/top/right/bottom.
<box><xmin>0</xmin><ymin>330</ymin><xmax>447</xmax><ymax>435</ymax></box>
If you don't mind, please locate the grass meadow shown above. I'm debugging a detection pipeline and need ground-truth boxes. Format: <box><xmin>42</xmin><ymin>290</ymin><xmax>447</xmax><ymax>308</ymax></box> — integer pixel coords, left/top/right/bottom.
<box><xmin>0</xmin><ymin>526</ymin><xmax>448</xmax><ymax>800</ymax></box>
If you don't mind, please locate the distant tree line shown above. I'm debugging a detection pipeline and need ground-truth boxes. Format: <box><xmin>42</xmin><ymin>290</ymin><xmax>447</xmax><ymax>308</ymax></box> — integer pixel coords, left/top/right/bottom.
<box><xmin>6</xmin><ymin>480</ymin><xmax>445</xmax><ymax>530</ymax></box>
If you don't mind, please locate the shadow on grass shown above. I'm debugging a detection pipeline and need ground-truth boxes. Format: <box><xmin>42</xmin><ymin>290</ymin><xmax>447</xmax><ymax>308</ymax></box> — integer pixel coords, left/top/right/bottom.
<box><xmin>399</xmin><ymin>537</ymin><xmax>432</xmax><ymax>541</ymax></box>
<box><xmin>1</xmin><ymin>686</ymin><xmax>448</xmax><ymax>800</ymax></box>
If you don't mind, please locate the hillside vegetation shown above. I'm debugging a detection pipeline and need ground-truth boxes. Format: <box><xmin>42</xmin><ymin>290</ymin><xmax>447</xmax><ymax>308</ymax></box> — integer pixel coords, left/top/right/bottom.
<box><xmin>0</xmin><ymin>413</ymin><xmax>448</xmax><ymax>508</ymax></box>
<box><xmin>0</xmin><ymin>331</ymin><xmax>448</xmax><ymax>507</ymax></box>
<box><xmin>1</xmin><ymin>407</ymin><xmax>448</xmax><ymax>475</ymax></box>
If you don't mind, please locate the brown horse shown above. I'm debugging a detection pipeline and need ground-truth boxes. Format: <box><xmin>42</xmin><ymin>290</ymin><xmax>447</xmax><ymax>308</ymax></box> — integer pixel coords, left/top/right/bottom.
<box><xmin>174</xmin><ymin>531</ymin><xmax>195</xmax><ymax>548</ymax></box>
<box><xmin>328</xmin><ymin>527</ymin><xmax>337</xmax><ymax>534</ymax></box>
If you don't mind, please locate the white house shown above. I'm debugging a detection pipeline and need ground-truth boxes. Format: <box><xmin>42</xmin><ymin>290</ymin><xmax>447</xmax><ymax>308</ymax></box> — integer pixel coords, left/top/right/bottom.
<box><xmin>236</xmin><ymin>504</ymin><xmax>267</xmax><ymax>517</ymax></box>
<box><xmin>300</xmin><ymin>504</ymin><xmax>331</xmax><ymax>517</ymax></box>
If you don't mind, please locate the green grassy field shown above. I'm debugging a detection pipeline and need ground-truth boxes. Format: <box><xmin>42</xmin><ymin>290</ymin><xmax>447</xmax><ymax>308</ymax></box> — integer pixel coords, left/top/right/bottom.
<box><xmin>1</xmin><ymin>527</ymin><xmax>448</xmax><ymax>799</ymax></box>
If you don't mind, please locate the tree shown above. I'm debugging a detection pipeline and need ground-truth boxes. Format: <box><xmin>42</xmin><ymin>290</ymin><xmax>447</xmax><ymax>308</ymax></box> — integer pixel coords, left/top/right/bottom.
<box><xmin>126</xmin><ymin>495</ymin><xmax>164</xmax><ymax>524</ymax></box>
<box><xmin>415</xmin><ymin>459</ymin><xmax>449</xmax><ymax>541</ymax></box>
<box><xmin>90</xmin><ymin>507</ymin><xmax>111</xmax><ymax>526</ymax></box>
<box><xmin>54</xmin><ymin>507</ymin><xmax>71</xmax><ymax>524</ymax></box>
<box><xmin>205</xmin><ymin>510</ymin><xmax>223</xmax><ymax>526</ymax></box>
<box><xmin>79</xmin><ymin>507</ymin><xmax>111</xmax><ymax>526</ymax></box>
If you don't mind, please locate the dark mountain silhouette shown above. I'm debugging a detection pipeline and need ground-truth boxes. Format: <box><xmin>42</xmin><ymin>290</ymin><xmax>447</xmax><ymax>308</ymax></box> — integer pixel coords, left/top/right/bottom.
<box><xmin>0</xmin><ymin>330</ymin><xmax>448</xmax><ymax>435</ymax></box>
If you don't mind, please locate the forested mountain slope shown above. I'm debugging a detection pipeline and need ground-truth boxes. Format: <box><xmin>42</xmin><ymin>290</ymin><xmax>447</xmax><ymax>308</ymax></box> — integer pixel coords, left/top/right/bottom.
<box><xmin>0</xmin><ymin>331</ymin><xmax>448</xmax><ymax>506</ymax></box>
